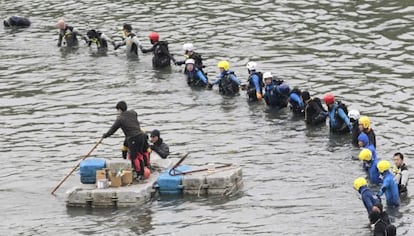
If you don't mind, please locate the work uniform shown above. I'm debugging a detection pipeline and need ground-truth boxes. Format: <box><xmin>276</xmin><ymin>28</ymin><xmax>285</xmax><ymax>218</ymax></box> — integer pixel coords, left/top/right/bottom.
<box><xmin>103</xmin><ymin>110</ymin><xmax>148</xmax><ymax>177</ymax></box>
<box><xmin>378</xmin><ymin>171</ymin><xmax>400</xmax><ymax>207</ymax></box>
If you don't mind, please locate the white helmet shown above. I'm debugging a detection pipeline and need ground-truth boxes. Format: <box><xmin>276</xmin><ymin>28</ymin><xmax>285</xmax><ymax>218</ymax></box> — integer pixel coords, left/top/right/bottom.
<box><xmin>263</xmin><ymin>71</ymin><xmax>273</xmax><ymax>79</ymax></box>
<box><xmin>246</xmin><ymin>61</ymin><xmax>257</xmax><ymax>70</ymax></box>
<box><xmin>183</xmin><ymin>43</ymin><xmax>194</xmax><ymax>52</ymax></box>
<box><xmin>348</xmin><ymin>109</ymin><xmax>360</xmax><ymax>120</ymax></box>
<box><xmin>185</xmin><ymin>59</ymin><xmax>195</xmax><ymax>64</ymax></box>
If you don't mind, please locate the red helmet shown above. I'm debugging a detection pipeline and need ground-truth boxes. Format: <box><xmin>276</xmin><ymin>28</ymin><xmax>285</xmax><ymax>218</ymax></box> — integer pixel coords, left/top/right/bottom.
<box><xmin>148</xmin><ymin>32</ymin><xmax>159</xmax><ymax>42</ymax></box>
<box><xmin>323</xmin><ymin>93</ymin><xmax>335</xmax><ymax>104</ymax></box>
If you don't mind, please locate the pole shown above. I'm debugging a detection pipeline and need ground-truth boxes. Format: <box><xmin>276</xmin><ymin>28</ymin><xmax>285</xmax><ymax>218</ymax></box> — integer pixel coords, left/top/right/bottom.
<box><xmin>50</xmin><ymin>137</ymin><xmax>103</xmax><ymax>195</ymax></box>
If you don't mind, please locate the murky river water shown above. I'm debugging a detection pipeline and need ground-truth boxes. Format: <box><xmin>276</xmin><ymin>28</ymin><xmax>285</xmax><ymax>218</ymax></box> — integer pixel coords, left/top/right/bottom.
<box><xmin>1</xmin><ymin>0</ymin><xmax>413</xmax><ymax>235</ymax></box>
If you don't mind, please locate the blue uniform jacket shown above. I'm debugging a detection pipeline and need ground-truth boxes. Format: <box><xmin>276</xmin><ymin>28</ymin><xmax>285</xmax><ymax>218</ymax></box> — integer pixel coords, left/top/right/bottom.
<box><xmin>212</xmin><ymin>70</ymin><xmax>240</xmax><ymax>85</ymax></box>
<box><xmin>186</xmin><ymin>69</ymin><xmax>207</xmax><ymax>84</ymax></box>
<box><xmin>360</xmin><ymin>186</ymin><xmax>381</xmax><ymax>215</ymax></box>
<box><xmin>328</xmin><ymin>103</ymin><xmax>351</xmax><ymax>130</ymax></box>
<box><xmin>378</xmin><ymin>171</ymin><xmax>400</xmax><ymax>207</ymax></box>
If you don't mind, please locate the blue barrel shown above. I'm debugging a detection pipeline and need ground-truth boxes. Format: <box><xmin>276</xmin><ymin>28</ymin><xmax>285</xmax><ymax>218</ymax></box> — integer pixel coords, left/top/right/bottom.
<box><xmin>157</xmin><ymin>165</ymin><xmax>191</xmax><ymax>194</ymax></box>
<box><xmin>79</xmin><ymin>158</ymin><xmax>106</xmax><ymax>184</ymax></box>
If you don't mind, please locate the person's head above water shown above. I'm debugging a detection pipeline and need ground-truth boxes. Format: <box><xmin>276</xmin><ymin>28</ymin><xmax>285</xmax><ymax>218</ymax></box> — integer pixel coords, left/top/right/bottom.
<box><xmin>56</xmin><ymin>19</ymin><xmax>66</xmax><ymax>30</ymax></box>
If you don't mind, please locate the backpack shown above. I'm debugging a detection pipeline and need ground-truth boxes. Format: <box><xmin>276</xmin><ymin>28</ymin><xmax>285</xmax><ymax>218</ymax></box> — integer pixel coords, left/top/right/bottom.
<box><xmin>219</xmin><ymin>71</ymin><xmax>239</xmax><ymax>95</ymax></box>
<box><xmin>335</xmin><ymin>100</ymin><xmax>348</xmax><ymax>117</ymax></box>
<box><xmin>154</xmin><ymin>41</ymin><xmax>169</xmax><ymax>58</ymax></box>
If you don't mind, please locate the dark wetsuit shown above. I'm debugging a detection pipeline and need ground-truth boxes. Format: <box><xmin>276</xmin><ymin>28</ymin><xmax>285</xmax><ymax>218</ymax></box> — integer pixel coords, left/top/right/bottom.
<box><xmin>151</xmin><ymin>138</ymin><xmax>170</xmax><ymax>159</ymax></box>
<box><xmin>141</xmin><ymin>41</ymin><xmax>174</xmax><ymax>68</ymax></box>
<box><xmin>103</xmin><ymin>110</ymin><xmax>148</xmax><ymax>176</ymax></box>
<box><xmin>57</xmin><ymin>25</ymin><xmax>81</xmax><ymax>48</ymax></box>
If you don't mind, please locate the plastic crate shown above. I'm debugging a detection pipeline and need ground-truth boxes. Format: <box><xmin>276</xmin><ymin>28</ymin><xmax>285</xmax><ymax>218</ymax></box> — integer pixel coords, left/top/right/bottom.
<box><xmin>79</xmin><ymin>158</ymin><xmax>106</xmax><ymax>184</ymax></box>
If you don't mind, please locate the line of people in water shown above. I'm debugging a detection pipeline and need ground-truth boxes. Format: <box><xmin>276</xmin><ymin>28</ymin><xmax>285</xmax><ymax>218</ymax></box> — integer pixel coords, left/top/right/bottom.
<box><xmin>6</xmin><ymin>16</ymin><xmax>409</xmax><ymax>235</ymax></box>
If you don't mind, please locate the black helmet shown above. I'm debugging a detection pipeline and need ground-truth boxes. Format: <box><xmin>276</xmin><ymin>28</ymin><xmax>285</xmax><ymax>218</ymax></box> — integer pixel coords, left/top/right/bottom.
<box><xmin>291</xmin><ymin>88</ymin><xmax>301</xmax><ymax>95</ymax></box>
<box><xmin>301</xmin><ymin>91</ymin><xmax>310</xmax><ymax>101</ymax></box>
<box><xmin>87</xmin><ymin>29</ymin><xmax>98</xmax><ymax>39</ymax></box>
<box><xmin>123</xmin><ymin>23</ymin><xmax>132</xmax><ymax>32</ymax></box>
<box><xmin>116</xmin><ymin>101</ymin><xmax>127</xmax><ymax>111</ymax></box>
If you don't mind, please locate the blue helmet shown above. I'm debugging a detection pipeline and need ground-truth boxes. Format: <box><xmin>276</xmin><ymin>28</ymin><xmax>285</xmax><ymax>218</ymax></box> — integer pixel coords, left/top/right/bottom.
<box><xmin>278</xmin><ymin>83</ymin><xmax>290</xmax><ymax>95</ymax></box>
<box><xmin>358</xmin><ymin>133</ymin><xmax>369</xmax><ymax>147</ymax></box>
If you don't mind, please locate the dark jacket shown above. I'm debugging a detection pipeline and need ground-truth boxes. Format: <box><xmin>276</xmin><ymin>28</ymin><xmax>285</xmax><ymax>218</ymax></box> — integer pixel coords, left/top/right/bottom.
<box><xmin>304</xmin><ymin>98</ymin><xmax>327</xmax><ymax>125</ymax></box>
<box><xmin>151</xmin><ymin>138</ymin><xmax>169</xmax><ymax>159</ymax></box>
<box><xmin>103</xmin><ymin>110</ymin><xmax>142</xmax><ymax>139</ymax></box>
<box><xmin>351</xmin><ymin>120</ymin><xmax>360</xmax><ymax>146</ymax></box>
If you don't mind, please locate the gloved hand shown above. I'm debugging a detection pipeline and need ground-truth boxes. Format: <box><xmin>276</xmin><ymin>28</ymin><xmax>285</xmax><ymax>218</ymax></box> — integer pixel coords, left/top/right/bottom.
<box><xmin>321</xmin><ymin>111</ymin><xmax>329</xmax><ymax>117</ymax></box>
<box><xmin>102</xmin><ymin>133</ymin><xmax>108</xmax><ymax>139</ymax></box>
<box><xmin>207</xmin><ymin>83</ymin><xmax>213</xmax><ymax>89</ymax></box>
<box><xmin>256</xmin><ymin>92</ymin><xmax>262</xmax><ymax>100</ymax></box>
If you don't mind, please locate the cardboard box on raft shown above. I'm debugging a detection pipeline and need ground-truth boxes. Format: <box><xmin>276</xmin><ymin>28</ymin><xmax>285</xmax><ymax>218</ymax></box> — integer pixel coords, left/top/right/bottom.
<box><xmin>109</xmin><ymin>172</ymin><xmax>122</xmax><ymax>187</ymax></box>
<box><xmin>121</xmin><ymin>170</ymin><xmax>133</xmax><ymax>186</ymax></box>
<box><xmin>96</xmin><ymin>169</ymin><xmax>107</xmax><ymax>181</ymax></box>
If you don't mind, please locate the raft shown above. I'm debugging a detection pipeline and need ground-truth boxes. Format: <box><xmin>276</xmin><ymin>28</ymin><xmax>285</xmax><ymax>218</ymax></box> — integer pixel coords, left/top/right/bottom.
<box><xmin>65</xmin><ymin>153</ymin><xmax>243</xmax><ymax>208</ymax></box>
<box><xmin>65</xmin><ymin>152</ymin><xmax>173</xmax><ymax>208</ymax></box>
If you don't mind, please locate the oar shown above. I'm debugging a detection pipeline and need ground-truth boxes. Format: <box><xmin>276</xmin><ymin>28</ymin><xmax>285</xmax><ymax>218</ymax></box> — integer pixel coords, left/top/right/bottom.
<box><xmin>51</xmin><ymin>137</ymin><xmax>103</xmax><ymax>195</ymax></box>
<box><xmin>169</xmin><ymin>163</ymin><xmax>232</xmax><ymax>176</ymax></box>
<box><xmin>168</xmin><ymin>153</ymin><xmax>189</xmax><ymax>176</ymax></box>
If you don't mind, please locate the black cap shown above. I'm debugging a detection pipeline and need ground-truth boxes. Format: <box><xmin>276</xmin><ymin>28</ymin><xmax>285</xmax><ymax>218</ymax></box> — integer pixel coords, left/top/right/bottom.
<box><xmin>301</xmin><ymin>91</ymin><xmax>310</xmax><ymax>101</ymax></box>
<box><xmin>115</xmin><ymin>101</ymin><xmax>127</xmax><ymax>111</ymax></box>
<box><xmin>123</xmin><ymin>23</ymin><xmax>132</xmax><ymax>32</ymax></box>
<box><xmin>150</xmin><ymin>129</ymin><xmax>160</xmax><ymax>137</ymax></box>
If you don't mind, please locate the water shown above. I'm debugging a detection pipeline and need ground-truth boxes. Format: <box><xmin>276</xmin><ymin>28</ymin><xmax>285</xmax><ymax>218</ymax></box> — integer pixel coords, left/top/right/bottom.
<box><xmin>1</xmin><ymin>0</ymin><xmax>413</xmax><ymax>235</ymax></box>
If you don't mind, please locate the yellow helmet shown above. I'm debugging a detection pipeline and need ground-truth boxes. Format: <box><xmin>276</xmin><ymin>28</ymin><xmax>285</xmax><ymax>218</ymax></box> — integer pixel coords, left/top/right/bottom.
<box><xmin>359</xmin><ymin>116</ymin><xmax>371</xmax><ymax>129</ymax></box>
<box><xmin>358</xmin><ymin>148</ymin><xmax>372</xmax><ymax>161</ymax></box>
<box><xmin>353</xmin><ymin>177</ymin><xmax>367</xmax><ymax>191</ymax></box>
<box><xmin>217</xmin><ymin>60</ymin><xmax>230</xmax><ymax>70</ymax></box>
<box><xmin>377</xmin><ymin>160</ymin><xmax>391</xmax><ymax>173</ymax></box>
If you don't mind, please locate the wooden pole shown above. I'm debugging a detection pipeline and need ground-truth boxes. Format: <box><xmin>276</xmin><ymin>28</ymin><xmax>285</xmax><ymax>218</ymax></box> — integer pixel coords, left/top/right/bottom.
<box><xmin>51</xmin><ymin>137</ymin><xmax>103</xmax><ymax>195</ymax></box>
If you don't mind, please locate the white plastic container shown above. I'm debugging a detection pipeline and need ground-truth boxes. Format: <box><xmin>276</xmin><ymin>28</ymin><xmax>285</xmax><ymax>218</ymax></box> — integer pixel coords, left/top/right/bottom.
<box><xmin>97</xmin><ymin>179</ymin><xmax>109</xmax><ymax>189</ymax></box>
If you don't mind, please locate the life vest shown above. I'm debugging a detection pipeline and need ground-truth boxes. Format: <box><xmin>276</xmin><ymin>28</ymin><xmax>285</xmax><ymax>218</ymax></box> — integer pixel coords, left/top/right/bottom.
<box><xmin>247</xmin><ymin>72</ymin><xmax>264</xmax><ymax>100</ymax></box>
<box><xmin>186</xmin><ymin>69</ymin><xmax>207</xmax><ymax>87</ymax></box>
<box><xmin>264</xmin><ymin>81</ymin><xmax>289</xmax><ymax>107</ymax></box>
<box><xmin>87</xmin><ymin>30</ymin><xmax>108</xmax><ymax>49</ymax></box>
<box><xmin>63</xmin><ymin>26</ymin><xmax>78</xmax><ymax>45</ymax></box>
<box><xmin>219</xmin><ymin>71</ymin><xmax>239</xmax><ymax>95</ymax></box>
